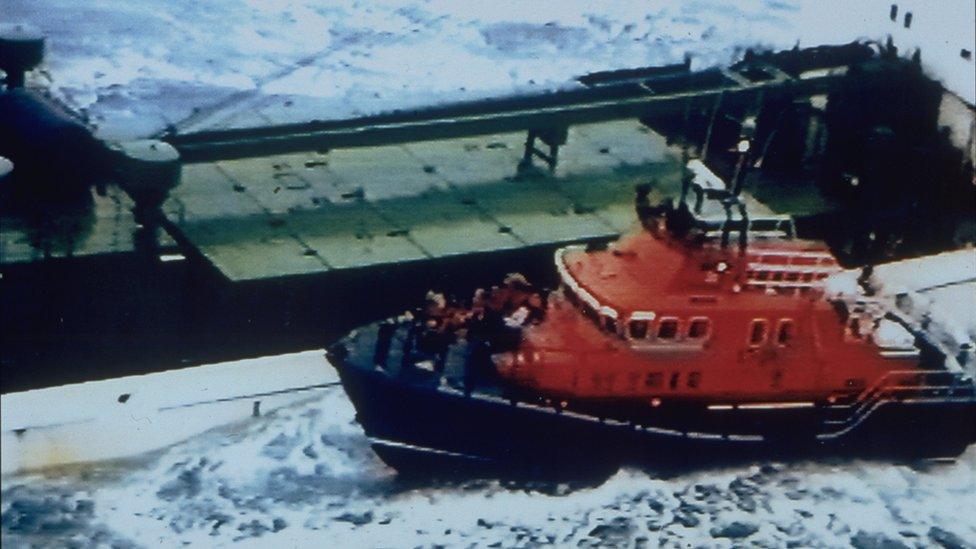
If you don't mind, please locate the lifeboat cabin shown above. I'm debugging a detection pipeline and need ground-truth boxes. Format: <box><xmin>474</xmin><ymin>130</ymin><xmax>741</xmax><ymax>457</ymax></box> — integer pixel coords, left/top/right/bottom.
<box><xmin>333</xmin><ymin>156</ymin><xmax>975</xmax><ymax>461</ymax></box>
<box><xmin>493</xmin><ymin>164</ymin><xmax>970</xmax><ymax>440</ymax></box>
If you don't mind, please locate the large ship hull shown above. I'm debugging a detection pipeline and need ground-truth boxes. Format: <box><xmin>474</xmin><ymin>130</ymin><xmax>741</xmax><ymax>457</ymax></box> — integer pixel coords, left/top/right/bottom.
<box><xmin>331</xmin><ymin>322</ymin><xmax>976</xmax><ymax>475</ymax></box>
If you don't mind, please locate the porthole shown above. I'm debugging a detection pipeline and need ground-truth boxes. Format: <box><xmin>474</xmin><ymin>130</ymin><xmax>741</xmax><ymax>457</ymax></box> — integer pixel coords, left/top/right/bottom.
<box><xmin>777</xmin><ymin>319</ymin><xmax>795</xmax><ymax>346</ymax></box>
<box><xmin>688</xmin><ymin>318</ymin><xmax>710</xmax><ymax>339</ymax></box>
<box><xmin>749</xmin><ymin>319</ymin><xmax>768</xmax><ymax>347</ymax></box>
<box><xmin>658</xmin><ymin>318</ymin><xmax>679</xmax><ymax>339</ymax></box>
<box><xmin>629</xmin><ymin>320</ymin><xmax>649</xmax><ymax>339</ymax></box>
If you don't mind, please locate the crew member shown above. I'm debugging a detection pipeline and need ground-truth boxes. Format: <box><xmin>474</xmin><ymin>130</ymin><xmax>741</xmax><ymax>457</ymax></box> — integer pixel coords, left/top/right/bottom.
<box><xmin>400</xmin><ymin>310</ymin><xmax>419</xmax><ymax>373</ymax></box>
<box><xmin>373</xmin><ymin>319</ymin><xmax>396</xmax><ymax>368</ymax></box>
<box><xmin>635</xmin><ymin>182</ymin><xmax>654</xmax><ymax>228</ymax></box>
<box><xmin>464</xmin><ymin>313</ymin><xmax>493</xmax><ymax>396</ymax></box>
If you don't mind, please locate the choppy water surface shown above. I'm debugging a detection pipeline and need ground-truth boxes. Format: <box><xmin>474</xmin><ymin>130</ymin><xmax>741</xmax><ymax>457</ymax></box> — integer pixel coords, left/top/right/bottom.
<box><xmin>2</xmin><ymin>387</ymin><xmax>974</xmax><ymax>548</ymax></box>
<box><xmin>2</xmin><ymin>0</ymin><xmax>975</xmax><ymax>546</ymax></box>
<box><xmin>11</xmin><ymin>0</ymin><xmax>973</xmax><ymax>140</ymax></box>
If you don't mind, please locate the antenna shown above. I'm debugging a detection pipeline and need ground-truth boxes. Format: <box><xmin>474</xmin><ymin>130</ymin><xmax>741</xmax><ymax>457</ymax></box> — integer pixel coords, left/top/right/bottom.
<box><xmin>679</xmin><ymin>145</ymin><xmax>692</xmax><ymax>207</ymax></box>
<box><xmin>700</xmin><ymin>92</ymin><xmax>724</xmax><ymax>161</ymax></box>
<box><xmin>729</xmin><ymin>137</ymin><xmax>751</xmax><ymax>197</ymax></box>
<box><xmin>720</xmin><ymin>118</ymin><xmax>756</xmax><ymax>249</ymax></box>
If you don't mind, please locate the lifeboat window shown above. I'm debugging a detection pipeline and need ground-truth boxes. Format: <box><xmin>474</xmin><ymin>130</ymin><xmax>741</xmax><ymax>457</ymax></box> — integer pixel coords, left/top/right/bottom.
<box><xmin>748</xmin><ymin>319</ymin><xmax>768</xmax><ymax>346</ymax></box>
<box><xmin>604</xmin><ymin>316</ymin><xmax>618</xmax><ymax>334</ymax></box>
<box><xmin>688</xmin><ymin>318</ymin><xmax>710</xmax><ymax>339</ymax></box>
<box><xmin>628</xmin><ymin>372</ymin><xmax>641</xmax><ymax>390</ymax></box>
<box><xmin>629</xmin><ymin>320</ymin><xmax>649</xmax><ymax>339</ymax></box>
<box><xmin>645</xmin><ymin>372</ymin><xmax>663</xmax><ymax>387</ymax></box>
<box><xmin>687</xmin><ymin>372</ymin><xmax>702</xmax><ymax>389</ymax></box>
<box><xmin>657</xmin><ymin>318</ymin><xmax>679</xmax><ymax>340</ymax></box>
<box><xmin>777</xmin><ymin>319</ymin><xmax>795</xmax><ymax>345</ymax></box>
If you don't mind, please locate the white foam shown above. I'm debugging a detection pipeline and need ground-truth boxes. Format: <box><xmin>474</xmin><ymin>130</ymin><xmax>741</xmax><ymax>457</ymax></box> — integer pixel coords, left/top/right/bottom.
<box><xmin>14</xmin><ymin>0</ymin><xmax>971</xmax><ymax>139</ymax></box>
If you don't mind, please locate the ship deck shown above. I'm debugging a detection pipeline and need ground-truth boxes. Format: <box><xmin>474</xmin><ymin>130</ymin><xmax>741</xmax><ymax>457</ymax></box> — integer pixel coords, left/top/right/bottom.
<box><xmin>1</xmin><ymin>118</ymin><xmax>792</xmax><ymax>281</ymax></box>
<box><xmin>163</xmin><ymin>120</ymin><xmax>679</xmax><ymax>282</ymax></box>
<box><xmin>338</xmin><ymin>317</ymin><xmax>507</xmax><ymax>400</ymax></box>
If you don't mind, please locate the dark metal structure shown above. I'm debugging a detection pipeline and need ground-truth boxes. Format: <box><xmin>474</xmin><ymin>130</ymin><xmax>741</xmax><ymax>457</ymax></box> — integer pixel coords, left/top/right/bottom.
<box><xmin>3</xmin><ymin>38</ymin><xmax>972</xmax><ymax>393</ymax></box>
<box><xmin>164</xmin><ymin>44</ymin><xmax>880</xmax><ymax>165</ymax></box>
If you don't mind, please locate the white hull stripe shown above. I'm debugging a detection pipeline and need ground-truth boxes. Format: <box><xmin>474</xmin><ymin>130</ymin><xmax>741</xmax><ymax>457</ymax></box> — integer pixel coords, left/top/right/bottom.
<box><xmin>368</xmin><ymin>437</ymin><xmax>491</xmax><ymax>461</ymax></box>
<box><xmin>710</xmin><ymin>401</ymin><xmax>815</xmax><ymax>410</ymax></box>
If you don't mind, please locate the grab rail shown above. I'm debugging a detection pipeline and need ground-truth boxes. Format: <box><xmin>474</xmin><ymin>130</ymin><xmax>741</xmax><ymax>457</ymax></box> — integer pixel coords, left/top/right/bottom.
<box><xmin>818</xmin><ymin>369</ymin><xmax>974</xmax><ymax>439</ymax></box>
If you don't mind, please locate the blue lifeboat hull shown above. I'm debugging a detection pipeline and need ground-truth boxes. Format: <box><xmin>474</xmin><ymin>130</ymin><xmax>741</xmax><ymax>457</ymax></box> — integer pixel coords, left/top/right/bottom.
<box><xmin>330</xmin><ymin>321</ymin><xmax>976</xmax><ymax>474</ymax></box>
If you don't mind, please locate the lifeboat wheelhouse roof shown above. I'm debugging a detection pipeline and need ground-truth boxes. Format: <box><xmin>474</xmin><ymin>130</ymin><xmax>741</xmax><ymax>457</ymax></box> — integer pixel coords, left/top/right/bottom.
<box><xmin>559</xmin><ymin>228</ymin><xmax>839</xmax><ymax>321</ymax></box>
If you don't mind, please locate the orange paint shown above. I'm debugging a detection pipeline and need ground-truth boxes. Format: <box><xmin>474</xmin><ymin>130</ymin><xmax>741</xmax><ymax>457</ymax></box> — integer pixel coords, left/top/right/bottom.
<box><xmin>497</xmin><ymin>227</ymin><xmax>912</xmax><ymax>405</ymax></box>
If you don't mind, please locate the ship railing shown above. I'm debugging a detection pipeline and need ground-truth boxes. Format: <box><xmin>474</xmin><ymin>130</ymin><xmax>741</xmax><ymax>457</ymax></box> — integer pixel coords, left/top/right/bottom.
<box><xmin>554</xmin><ymin>245</ymin><xmax>622</xmax><ymax>336</ymax></box>
<box><xmin>744</xmin><ymin>275</ymin><xmax>830</xmax><ymax>291</ymax></box>
<box><xmin>819</xmin><ymin>369</ymin><xmax>974</xmax><ymax>438</ymax></box>
<box><xmin>701</xmin><ymin>215</ymin><xmax>796</xmax><ymax>242</ymax></box>
<box><xmin>747</xmin><ymin>249</ymin><xmax>838</xmax><ymax>269</ymax></box>
<box><xmin>829</xmin><ymin>287</ymin><xmax>967</xmax><ymax>373</ymax></box>
<box><xmin>747</xmin><ymin>263</ymin><xmax>840</xmax><ymax>275</ymax></box>
<box><xmin>829</xmin><ymin>369</ymin><xmax>966</xmax><ymax>409</ymax></box>
<box><xmin>881</xmin><ymin>295</ymin><xmax>968</xmax><ymax>373</ymax></box>
<box><xmin>742</xmin><ymin>248</ymin><xmax>841</xmax><ymax>293</ymax></box>
<box><xmin>554</xmin><ymin>246</ymin><xmax>600</xmax><ymax>311</ymax></box>
<box><xmin>751</xmin><ymin>249</ymin><xmax>836</xmax><ymax>261</ymax></box>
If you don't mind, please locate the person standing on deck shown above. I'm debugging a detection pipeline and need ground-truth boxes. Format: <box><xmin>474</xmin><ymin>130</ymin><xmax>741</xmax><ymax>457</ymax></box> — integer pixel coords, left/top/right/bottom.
<box><xmin>635</xmin><ymin>182</ymin><xmax>654</xmax><ymax>228</ymax></box>
<box><xmin>464</xmin><ymin>308</ymin><xmax>493</xmax><ymax>396</ymax></box>
<box><xmin>373</xmin><ymin>319</ymin><xmax>396</xmax><ymax>369</ymax></box>
<box><xmin>400</xmin><ymin>310</ymin><xmax>420</xmax><ymax>373</ymax></box>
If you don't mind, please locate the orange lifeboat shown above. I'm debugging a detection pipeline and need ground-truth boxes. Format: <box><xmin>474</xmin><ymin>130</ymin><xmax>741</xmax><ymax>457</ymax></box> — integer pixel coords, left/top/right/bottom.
<box><xmin>330</xmin><ymin>158</ymin><xmax>976</xmax><ymax>472</ymax></box>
